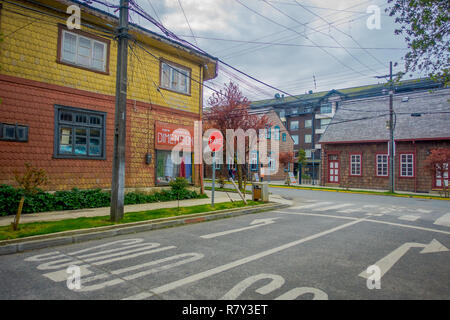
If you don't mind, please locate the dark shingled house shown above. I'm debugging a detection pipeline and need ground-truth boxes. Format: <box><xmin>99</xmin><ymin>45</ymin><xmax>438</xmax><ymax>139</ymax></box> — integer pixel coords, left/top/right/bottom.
<box><xmin>319</xmin><ymin>88</ymin><xmax>450</xmax><ymax>193</ymax></box>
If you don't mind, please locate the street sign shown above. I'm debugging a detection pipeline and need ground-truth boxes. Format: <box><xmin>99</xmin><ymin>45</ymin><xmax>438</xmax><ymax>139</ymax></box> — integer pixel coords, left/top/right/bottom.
<box><xmin>288</xmin><ymin>172</ymin><xmax>297</xmax><ymax>184</ymax></box>
<box><xmin>208</xmin><ymin>130</ymin><xmax>223</xmax><ymax>152</ymax></box>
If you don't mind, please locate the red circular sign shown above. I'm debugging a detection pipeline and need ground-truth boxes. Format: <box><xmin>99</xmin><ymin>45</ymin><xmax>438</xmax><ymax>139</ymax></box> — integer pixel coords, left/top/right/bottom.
<box><xmin>208</xmin><ymin>130</ymin><xmax>223</xmax><ymax>152</ymax></box>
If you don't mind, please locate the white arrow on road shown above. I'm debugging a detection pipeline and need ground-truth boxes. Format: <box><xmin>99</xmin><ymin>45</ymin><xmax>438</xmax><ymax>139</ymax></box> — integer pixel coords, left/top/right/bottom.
<box><xmin>359</xmin><ymin>239</ymin><xmax>448</xmax><ymax>279</ymax></box>
<box><xmin>200</xmin><ymin>218</ymin><xmax>280</xmax><ymax>239</ymax></box>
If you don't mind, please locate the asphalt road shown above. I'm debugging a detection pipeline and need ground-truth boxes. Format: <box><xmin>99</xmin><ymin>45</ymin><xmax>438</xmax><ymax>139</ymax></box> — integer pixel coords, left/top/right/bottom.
<box><xmin>0</xmin><ymin>187</ymin><xmax>449</xmax><ymax>301</ymax></box>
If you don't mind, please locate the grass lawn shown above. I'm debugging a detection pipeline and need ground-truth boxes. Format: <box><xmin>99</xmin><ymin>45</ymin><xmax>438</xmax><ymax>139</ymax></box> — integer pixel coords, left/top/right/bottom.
<box><xmin>0</xmin><ymin>200</ymin><xmax>262</xmax><ymax>241</ymax></box>
<box><xmin>204</xmin><ymin>186</ymin><xmax>252</xmax><ymax>195</ymax></box>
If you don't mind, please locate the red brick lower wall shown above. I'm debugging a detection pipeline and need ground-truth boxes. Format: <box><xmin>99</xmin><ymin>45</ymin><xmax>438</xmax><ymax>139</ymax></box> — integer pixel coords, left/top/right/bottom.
<box><xmin>0</xmin><ymin>75</ymin><xmax>201</xmax><ymax>191</ymax></box>
<box><xmin>321</xmin><ymin>140</ymin><xmax>450</xmax><ymax>192</ymax></box>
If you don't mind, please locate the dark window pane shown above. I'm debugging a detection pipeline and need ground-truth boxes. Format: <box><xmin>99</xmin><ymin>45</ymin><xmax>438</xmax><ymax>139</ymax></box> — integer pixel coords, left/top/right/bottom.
<box><xmin>76</xmin><ymin>128</ymin><xmax>87</xmax><ymax>136</ymax></box>
<box><xmin>90</xmin><ymin>116</ymin><xmax>101</xmax><ymax>125</ymax></box>
<box><xmin>4</xmin><ymin>125</ymin><xmax>15</xmax><ymax>139</ymax></box>
<box><xmin>60</xmin><ymin>112</ymin><xmax>73</xmax><ymax>122</ymax></box>
<box><xmin>90</xmin><ymin>128</ymin><xmax>100</xmax><ymax>137</ymax></box>
<box><xmin>76</xmin><ymin>114</ymin><xmax>88</xmax><ymax>124</ymax></box>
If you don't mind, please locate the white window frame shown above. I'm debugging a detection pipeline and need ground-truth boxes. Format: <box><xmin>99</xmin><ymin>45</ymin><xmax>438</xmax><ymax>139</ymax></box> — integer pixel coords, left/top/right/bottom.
<box><xmin>160</xmin><ymin>61</ymin><xmax>191</xmax><ymax>95</ymax></box>
<box><xmin>304</xmin><ymin>134</ymin><xmax>312</xmax><ymax>144</ymax></box>
<box><xmin>350</xmin><ymin>154</ymin><xmax>362</xmax><ymax>176</ymax></box>
<box><xmin>61</xmin><ymin>30</ymin><xmax>107</xmax><ymax>72</ymax></box>
<box><xmin>376</xmin><ymin>154</ymin><xmax>388</xmax><ymax>177</ymax></box>
<box><xmin>290</xmin><ymin>121</ymin><xmax>299</xmax><ymax>130</ymax></box>
<box><xmin>400</xmin><ymin>153</ymin><xmax>414</xmax><ymax>177</ymax></box>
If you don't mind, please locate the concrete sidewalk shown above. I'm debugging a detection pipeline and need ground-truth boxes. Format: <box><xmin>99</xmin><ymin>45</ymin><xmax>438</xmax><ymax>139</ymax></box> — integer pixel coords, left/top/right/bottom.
<box><xmin>0</xmin><ymin>190</ymin><xmax>291</xmax><ymax>227</ymax></box>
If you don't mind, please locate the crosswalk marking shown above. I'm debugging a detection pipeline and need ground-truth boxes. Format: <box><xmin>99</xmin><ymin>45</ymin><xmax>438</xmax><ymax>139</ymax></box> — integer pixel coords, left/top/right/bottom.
<box><xmin>398</xmin><ymin>215</ymin><xmax>420</xmax><ymax>222</ymax></box>
<box><xmin>286</xmin><ymin>201</ymin><xmax>449</xmax><ymax>228</ymax></box>
<box><xmin>313</xmin><ymin>203</ymin><xmax>353</xmax><ymax>212</ymax></box>
<box><xmin>434</xmin><ymin>213</ymin><xmax>450</xmax><ymax>227</ymax></box>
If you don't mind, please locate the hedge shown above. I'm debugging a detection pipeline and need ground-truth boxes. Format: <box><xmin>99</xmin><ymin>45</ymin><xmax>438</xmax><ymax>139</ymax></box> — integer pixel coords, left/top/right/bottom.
<box><xmin>0</xmin><ymin>184</ymin><xmax>207</xmax><ymax>216</ymax></box>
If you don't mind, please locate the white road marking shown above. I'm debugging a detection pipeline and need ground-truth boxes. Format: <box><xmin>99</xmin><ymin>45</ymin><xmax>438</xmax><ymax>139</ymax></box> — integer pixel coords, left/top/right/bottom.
<box><xmin>434</xmin><ymin>213</ymin><xmax>450</xmax><ymax>227</ymax></box>
<box><xmin>220</xmin><ymin>273</ymin><xmax>285</xmax><ymax>300</ymax></box>
<box><xmin>337</xmin><ymin>208</ymin><xmax>361</xmax><ymax>214</ymax></box>
<box><xmin>359</xmin><ymin>239</ymin><xmax>449</xmax><ymax>280</ymax></box>
<box><xmin>275</xmin><ymin>211</ymin><xmax>450</xmax><ymax>235</ymax></box>
<box><xmin>398</xmin><ymin>215</ymin><xmax>420</xmax><ymax>222</ymax></box>
<box><xmin>123</xmin><ymin>218</ymin><xmax>366</xmax><ymax>300</ymax></box>
<box><xmin>313</xmin><ymin>203</ymin><xmax>354</xmax><ymax>212</ymax></box>
<box><xmin>200</xmin><ymin>218</ymin><xmax>280</xmax><ymax>239</ymax></box>
<box><xmin>290</xmin><ymin>202</ymin><xmax>333</xmax><ymax>210</ymax></box>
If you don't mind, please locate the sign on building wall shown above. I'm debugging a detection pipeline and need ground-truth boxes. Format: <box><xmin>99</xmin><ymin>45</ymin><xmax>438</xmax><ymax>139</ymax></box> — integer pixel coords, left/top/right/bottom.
<box><xmin>155</xmin><ymin>121</ymin><xmax>194</xmax><ymax>151</ymax></box>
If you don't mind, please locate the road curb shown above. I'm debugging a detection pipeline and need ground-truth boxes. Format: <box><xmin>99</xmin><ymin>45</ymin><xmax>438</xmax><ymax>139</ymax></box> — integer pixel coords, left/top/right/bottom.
<box><xmin>0</xmin><ymin>202</ymin><xmax>289</xmax><ymax>256</ymax></box>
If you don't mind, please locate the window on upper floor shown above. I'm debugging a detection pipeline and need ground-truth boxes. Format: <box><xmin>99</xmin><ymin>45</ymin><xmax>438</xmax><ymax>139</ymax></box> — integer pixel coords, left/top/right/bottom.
<box><xmin>160</xmin><ymin>60</ymin><xmax>191</xmax><ymax>95</ymax></box>
<box><xmin>282</xmin><ymin>133</ymin><xmax>287</xmax><ymax>142</ymax></box>
<box><xmin>279</xmin><ymin>110</ymin><xmax>285</xmax><ymax>118</ymax></box>
<box><xmin>320</xmin><ymin>103</ymin><xmax>332</xmax><ymax>114</ymax></box>
<box><xmin>290</xmin><ymin>121</ymin><xmax>299</xmax><ymax>130</ymax></box>
<box><xmin>305</xmin><ymin>119</ymin><xmax>312</xmax><ymax>128</ymax></box>
<box><xmin>274</xmin><ymin>126</ymin><xmax>280</xmax><ymax>140</ymax></box>
<box><xmin>292</xmin><ymin>135</ymin><xmax>299</xmax><ymax>145</ymax></box>
<box><xmin>304</xmin><ymin>134</ymin><xmax>312</xmax><ymax>144</ymax></box>
<box><xmin>58</xmin><ymin>25</ymin><xmax>109</xmax><ymax>73</ymax></box>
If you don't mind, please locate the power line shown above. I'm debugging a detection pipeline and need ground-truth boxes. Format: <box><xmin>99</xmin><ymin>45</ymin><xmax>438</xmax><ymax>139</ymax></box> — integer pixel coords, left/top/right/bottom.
<box><xmin>176</xmin><ymin>0</ymin><xmax>198</xmax><ymax>47</ymax></box>
<box><xmin>234</xmin><ymin>0</ymin><xmax>368</xmax><ymax>77</ymax></box>
<box><xmin>291</xmin><ymin>0</ymin><xmax>387</xmax><ymax>69</ymax></box>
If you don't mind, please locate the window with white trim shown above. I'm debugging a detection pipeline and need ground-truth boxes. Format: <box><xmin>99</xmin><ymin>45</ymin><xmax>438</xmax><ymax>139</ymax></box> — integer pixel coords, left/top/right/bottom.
<box><xmin>274</xmin><ymin>126</ymin><xmax>280</xmax><ymax>140</ymax></box>
<box><xmin>290</xmin><ymin>121</ymin><xmax>299</xmax><ymax>130</ymax></box>
<box><xmin>61</xmin><ymin>29</ymin><xmax>107</xmax><ymax>72</ymax></box>
<box><xmin>250</xmin><ymin>151</ymin><xmax>258</xmax><ymax>171</ymax></box>
<box><xmin>376</xmin><ymin>154</ymin><xmax>388</xmax><ymax>177</ymax></box>
<box><xmin>304</xmin><ymin>119</ymin><xmax>312</xmax><ymax>128</ymax></box>
<box><xmin>291</xmin><ymin>135</ymin><xmax>299</xmax><ymax>145</ymax></box>
<box><xmin>400</xmin><ymin>153</ymin><xmax>414</xmax><ymax>177</ymax></box>
<box><xmin>350</xmin><ymin>154</ymin><xmax>361</xmax><ymax>176</ymax></box>
<box><xmin>304</xmin><ymin>134</ymin><xmax>312</xmax><ymax>144</ymax></box>
<box><xmin>160</xmin><ymin>61</ymin><xmax>190</xmax><ymax>94</ymax></box>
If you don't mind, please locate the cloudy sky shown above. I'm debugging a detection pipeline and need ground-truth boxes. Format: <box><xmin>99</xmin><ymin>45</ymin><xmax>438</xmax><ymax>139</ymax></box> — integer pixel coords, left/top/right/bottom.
<box><xmin>104</xmin><ymin>0</ymin><xmax>419</xmax><ymax>103</ymax></box>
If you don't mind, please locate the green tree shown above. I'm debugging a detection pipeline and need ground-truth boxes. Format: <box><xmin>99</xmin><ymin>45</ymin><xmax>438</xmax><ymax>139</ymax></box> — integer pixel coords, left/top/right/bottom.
<box><xmin>386</xmin><ymin>0</ymin><xmax>449</xmax><ymax>85</ymax></box>
<box><xmin>297</xmin><ymin>149</ymin><xmax>307</xmax><ymax>184</ymax></box>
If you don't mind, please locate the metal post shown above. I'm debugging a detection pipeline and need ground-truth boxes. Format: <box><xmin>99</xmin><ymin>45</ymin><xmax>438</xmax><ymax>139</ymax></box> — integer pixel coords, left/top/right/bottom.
<box><xmin>110</xmin><ymin>0</ymin><xmax>129</xmax><ymax>222</ymax></box>
<box><xmin>389</xmin><ymin>61</ymin><xmax>395</xmax><ymax>193</ymax></box>
<box><xmin>211</xmin><ymin>152</ymin><xmax>215</xmax><ymax>207</ymax></box>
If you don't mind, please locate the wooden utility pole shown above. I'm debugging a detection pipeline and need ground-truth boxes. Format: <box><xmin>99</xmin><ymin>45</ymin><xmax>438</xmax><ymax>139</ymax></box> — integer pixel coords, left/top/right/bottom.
<box><xmin>110</xmin><ymin>0</ymin><xmax>129</xmax><ymax>222</ymax></box>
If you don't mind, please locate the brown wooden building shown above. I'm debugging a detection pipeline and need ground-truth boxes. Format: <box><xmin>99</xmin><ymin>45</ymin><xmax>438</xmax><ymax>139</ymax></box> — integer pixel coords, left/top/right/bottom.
<box><xmin>319</xmin><ymin>88</ymin><xmax>450</xmax><ymax>193</ymax></box>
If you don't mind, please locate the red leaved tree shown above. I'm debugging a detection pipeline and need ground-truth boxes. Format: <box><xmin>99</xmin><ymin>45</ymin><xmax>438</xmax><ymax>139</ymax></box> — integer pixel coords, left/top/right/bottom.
<box><xmin>423</xmin><ymin>148</ymin><xmax>450</xmax><ymax>197</ymax></box>
<box><xmin>204</xmin><ymin>81</ymin><xmax>269</xmax><ymax>191</ymax></box>
<box><xmin>279</xmin><ymin>151</ymin><xmax>294</xmax><ymax>185</ymax></box>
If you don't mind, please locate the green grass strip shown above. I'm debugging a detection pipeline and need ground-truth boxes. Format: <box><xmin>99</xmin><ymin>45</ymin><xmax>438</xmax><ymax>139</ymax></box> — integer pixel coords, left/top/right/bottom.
<box><xmin>0</xmin><ymin>201</ymin><xmax>261</xmax><ymax>241</ymax></box>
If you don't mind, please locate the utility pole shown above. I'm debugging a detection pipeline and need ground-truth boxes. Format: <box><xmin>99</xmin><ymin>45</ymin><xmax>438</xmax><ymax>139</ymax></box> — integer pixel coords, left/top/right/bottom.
<box><xmin>110</xmin><ymin>0</ymin><xmax>129</xmax><ymax>222</ymax></box>
<box><xmin>375</xmin><ymin>61</ymin><xmax>395</xmax><ymax>193</ymax></box>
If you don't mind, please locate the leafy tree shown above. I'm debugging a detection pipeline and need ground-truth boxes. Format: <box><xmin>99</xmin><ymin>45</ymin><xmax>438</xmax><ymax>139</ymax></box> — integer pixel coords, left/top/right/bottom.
<box><xmin>279</xmin><ymin>151</ymin><xmax>294</xmax><ymax>185</ymax></box>
<box><xmin>205</xmin><ymin>81</ymin><xmax>269</xmax><ymax>191</ymax></box>
<box><xmin>386</xmin><ymin>0</ymin><xmax>449</xmax><ymax>85</ymax></box>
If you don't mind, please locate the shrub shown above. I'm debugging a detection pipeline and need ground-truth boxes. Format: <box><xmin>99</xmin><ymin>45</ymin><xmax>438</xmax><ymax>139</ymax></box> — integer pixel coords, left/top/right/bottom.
<box><xmin>0</xmin><ymin>184</ymin><xmax>205</xmax><ymax>216</ymax></box>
